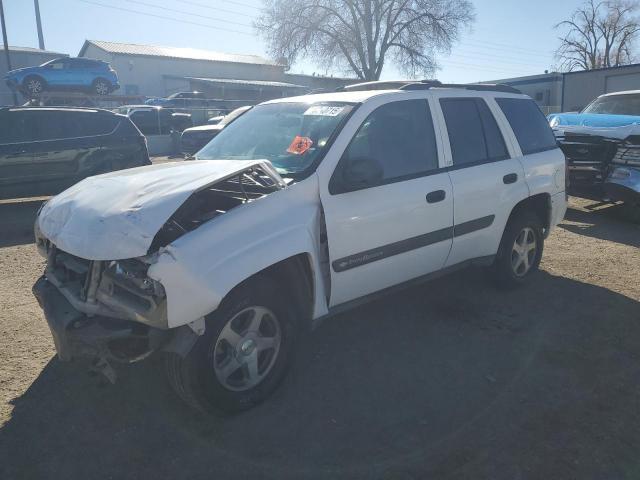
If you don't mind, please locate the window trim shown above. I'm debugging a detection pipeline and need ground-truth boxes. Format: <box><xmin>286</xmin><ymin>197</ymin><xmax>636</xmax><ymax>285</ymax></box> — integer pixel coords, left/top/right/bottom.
<box><xmin>329</xmin><ymin>99</ymin><xmax>442</xmax><ymax>195</ymax></box>
<box><xmin>439</xmin><ymin>97</ymin><xmax>511</xmax><ymax>169</ymax></box>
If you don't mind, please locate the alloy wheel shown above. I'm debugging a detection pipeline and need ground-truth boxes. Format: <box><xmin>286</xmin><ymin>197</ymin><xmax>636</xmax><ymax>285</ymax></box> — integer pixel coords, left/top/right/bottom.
<box><xmin>95</xmin><ymin>81</ymin><xmax>109</xmax><ymax>95</ymax></box>
<box><xmin>212</xmin><ymin>306</ymin><xmax>282</xmax><ymax>392</ymax></box>
<box><xmin>27</xmin><ymin>79</ymin><xmax>42</xmax><ymax>95</ymax></box>
<box><xmin>510</xmin><ymin>227</ymin><xmax>537</xmax><ymax>277</ymax></box>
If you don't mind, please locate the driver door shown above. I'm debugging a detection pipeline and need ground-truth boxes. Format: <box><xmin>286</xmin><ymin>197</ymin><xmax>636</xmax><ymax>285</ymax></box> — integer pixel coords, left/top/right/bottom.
<box><xmin>320</xmin><ymin>99</ymin><xmax>454</xmax><ymax>307</ymax></box>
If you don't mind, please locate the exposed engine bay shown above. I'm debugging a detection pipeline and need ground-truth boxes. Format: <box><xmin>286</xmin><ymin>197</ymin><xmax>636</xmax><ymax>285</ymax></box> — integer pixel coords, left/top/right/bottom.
<box><xmin>555</xmin><ymin>128</ymin><xmax>640</xmax><ymax>204</ymax></box>
<box><xmin>150</xmin><ymin>167</ymin><xmax>282</xmax><ymax>252</ymax></box>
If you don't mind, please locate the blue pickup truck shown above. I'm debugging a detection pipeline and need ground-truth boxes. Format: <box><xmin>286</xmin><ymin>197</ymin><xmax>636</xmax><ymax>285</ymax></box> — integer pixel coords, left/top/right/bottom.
<box><xmin>549</xmin><ymin>90</ymin><xmax>640</xmax><ymax>205</ymax></box>
<box><xmin>5</xmin><ymin>57</ymin><xmax>120</xmax><ymax>98</ymax></box>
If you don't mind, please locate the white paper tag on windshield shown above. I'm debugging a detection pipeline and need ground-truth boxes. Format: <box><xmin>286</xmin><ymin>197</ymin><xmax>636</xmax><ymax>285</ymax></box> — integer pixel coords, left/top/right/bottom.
<box><xmin>304</xmin><ymin>105</ymin><xmax>344</xmax><ymax>116</ymax></box>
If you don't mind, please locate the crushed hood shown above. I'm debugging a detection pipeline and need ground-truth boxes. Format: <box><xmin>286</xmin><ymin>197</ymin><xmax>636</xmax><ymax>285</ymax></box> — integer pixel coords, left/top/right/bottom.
<box><xmin>549</xmin><ymin>112</ymin><xmax>640</xmax><ymax>129</ymax></box>
<box><xmin>38</xmin><ymin>160</ymin><xmax>284</xmax><ymax>260</ymax></box>
<box><xmin>553</xmin><ymin>123</ymin><xmax>640</xmax><ymax>141</ymax></box>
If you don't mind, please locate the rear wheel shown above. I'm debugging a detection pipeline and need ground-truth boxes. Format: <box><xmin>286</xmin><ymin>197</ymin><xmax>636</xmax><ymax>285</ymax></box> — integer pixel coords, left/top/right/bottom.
<box><xmin>492</xmin><ymin>210</ymin><xmax>544</xmax><ymax>288</ymax></box>
<box><xmin>93</xmin><ymin>79</ymin><xmax>111</xmax><ymax>95</ymax></box>
<box><xmin>165</xmin><ymin>275</ymin><xmax>297</xmax><ymax>414</ymax></box>
<box><xmin>23</xmin><ymin>75</ymin><xmax>45</xmax><ymax>97</ymax></box>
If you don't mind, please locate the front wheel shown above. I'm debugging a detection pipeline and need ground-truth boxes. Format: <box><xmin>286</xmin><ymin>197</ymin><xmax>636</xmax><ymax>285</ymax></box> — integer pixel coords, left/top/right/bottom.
<box><xmin>491</xmin><ymin>210</ymin><xmax>544</xmax><ymax>288</ymax></box>
<box><xmin>23</xmin><ymin>76</ymin><xmax>45</xmax><ymax>97</ymax></box>
<box><xmin>165</xmin><ymin>275</ymin><xmax>297</xmax><ymax>414</ymax></box>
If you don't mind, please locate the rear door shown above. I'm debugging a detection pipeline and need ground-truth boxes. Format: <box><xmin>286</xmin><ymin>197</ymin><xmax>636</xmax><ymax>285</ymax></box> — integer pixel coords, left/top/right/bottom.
<box><xmin>436</xmin><ymin>95</ymin><xmax>529</xmax><ymax>267</ymax></box>
<box><xmin>320</xmin><ymin>98</ymin><xmax>454</xmax><ymax>307</ymax></box>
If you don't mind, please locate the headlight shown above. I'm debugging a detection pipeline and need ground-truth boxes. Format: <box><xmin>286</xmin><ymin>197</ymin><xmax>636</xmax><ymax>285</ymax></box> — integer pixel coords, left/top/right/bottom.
<box><xmin>549</xmin><ymin>116</ymin><xmax>560</xmax><ymax>128</ymax></box>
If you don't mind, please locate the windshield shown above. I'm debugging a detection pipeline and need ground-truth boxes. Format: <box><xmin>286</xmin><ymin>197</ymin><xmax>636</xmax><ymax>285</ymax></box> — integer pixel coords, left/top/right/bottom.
<box><xmin>196</xmin><ymin>102</ymin><xmax>354</xmax><ymax>176</ymax></box>
<box><xmin>582</xmin><ymin>94</ymin><xmax>640</xmax><ymax>116</ymax></box>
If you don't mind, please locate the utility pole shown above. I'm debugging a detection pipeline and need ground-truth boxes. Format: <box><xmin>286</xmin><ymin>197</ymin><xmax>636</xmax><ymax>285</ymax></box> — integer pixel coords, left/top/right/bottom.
<box><xmin>0</xmin><ymin>0</ymin><xmax>18</xmax><ymax>105</ymax></box>
<box><xmin>34</xmin><ymin>0</ymin><xmax>44</xmax><ymax>50</ymax></box>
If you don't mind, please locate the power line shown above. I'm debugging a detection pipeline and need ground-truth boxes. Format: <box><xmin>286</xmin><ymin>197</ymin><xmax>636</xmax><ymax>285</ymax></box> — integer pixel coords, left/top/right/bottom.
<box><xmin>178</xmin><ymin>0</ymin><xmax>261</xmax><ymax>12</ymax></box>
<box><xmin>175</xmin><ymin>0</ymin><xmax>254</xmax><ymax>17</ymax></box>
<box><xmin>126</xmin><ymin>0</ymin><xmax>253</xmax><ymax>28</ymax></box>
<box><xmin>77</xmin><ymin>0</ymin><xmax>254</xmax><ymax>36</ymax></box>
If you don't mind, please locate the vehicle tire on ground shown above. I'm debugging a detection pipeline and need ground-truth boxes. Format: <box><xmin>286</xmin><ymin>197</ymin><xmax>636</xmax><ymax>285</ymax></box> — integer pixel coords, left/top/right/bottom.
<box><xmin>165</xmin><ymin>274</ymin><xmax>297</xmax><ymax>414</ymax></box>
<box><xmin>93</xmin><ymin>78</ymin><xmax>111</xmax><ymax>95</ymax></box>
<box><xmin>23</xmin><ymin>75</ymin><xmax>46</xmax><ymax>97</ymax></box>
<box><xmin>491</xmin><ymin>210</ymin><xmax>544</xmax><ymax>288</ymax></box>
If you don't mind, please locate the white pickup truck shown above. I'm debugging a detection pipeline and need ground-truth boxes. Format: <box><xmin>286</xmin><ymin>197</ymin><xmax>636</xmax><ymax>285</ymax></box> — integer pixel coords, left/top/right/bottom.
<box><xmin>33</xmin><ymin>81</ymin><xmax>567</xmax><ymax>413</ymax></box>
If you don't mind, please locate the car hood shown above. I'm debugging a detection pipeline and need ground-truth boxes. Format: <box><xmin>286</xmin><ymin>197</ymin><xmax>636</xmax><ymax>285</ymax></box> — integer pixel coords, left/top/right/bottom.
<box><xmin>37</xmin><ymin>160</ymin><xmax>284</xmax><ymax>260</ymax></box>
<box><xmin>549</xmin><ymin>112</ymin><xmax>640</xmax><ymax>128</ymax></box>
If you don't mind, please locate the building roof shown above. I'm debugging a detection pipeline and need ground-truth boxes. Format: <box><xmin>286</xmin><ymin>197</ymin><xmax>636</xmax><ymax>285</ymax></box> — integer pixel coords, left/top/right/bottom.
<box><xmin>0</xmin><ymin>46</ymin><xmax>67</xmax><ymax>56</ymax></box>
<box><xmin>80</xmin><ymin>40</ymin><xmax>281</xmax><ymax>67</ymax></box>
<box><xmin>185</xmin><ymin>77</ymin><xmax>307</xmax><ymax>89</ymax></box>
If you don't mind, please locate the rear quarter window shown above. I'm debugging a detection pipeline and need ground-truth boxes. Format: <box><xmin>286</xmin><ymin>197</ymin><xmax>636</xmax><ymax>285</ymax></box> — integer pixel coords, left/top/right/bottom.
<box><xmin>496</xmin><ymin>98</ymin><xmax>557</xmax><ymax>155</ymax></box>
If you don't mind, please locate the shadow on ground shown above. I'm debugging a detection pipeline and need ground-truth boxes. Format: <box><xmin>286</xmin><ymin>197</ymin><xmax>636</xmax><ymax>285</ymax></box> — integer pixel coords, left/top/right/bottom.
<box><xmin>561</xmin><ymin>203</ymin><xmax>640</xmax><ymax>248</ymax></box>
<box><xmin>0</xmin><ymin>199</ymin><xmax>47</xmax><ymax>248</ymax></box>
<box><xmin>1</xmin><ymin>270</ymin><xmax>639</xmax><ymax>480</ymax></box>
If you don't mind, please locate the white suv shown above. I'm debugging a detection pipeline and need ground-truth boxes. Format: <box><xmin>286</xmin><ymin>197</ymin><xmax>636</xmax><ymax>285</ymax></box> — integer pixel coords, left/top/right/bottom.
<box><xmin>33</xmin><ymin>81</ymin><xmax>567</xmax><ymax>413</ymax></box>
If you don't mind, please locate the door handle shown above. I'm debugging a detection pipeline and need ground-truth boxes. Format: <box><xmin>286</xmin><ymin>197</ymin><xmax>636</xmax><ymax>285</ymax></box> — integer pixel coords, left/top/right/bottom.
<box><xmin>426</xmin><ymin>190</ymin><xmax>446</xmax><ymax>203</ymax></box>
<box><xmin>503</xmin><ymin>173</ymin><xmax>518</xmax><ymax>184</ymax></box>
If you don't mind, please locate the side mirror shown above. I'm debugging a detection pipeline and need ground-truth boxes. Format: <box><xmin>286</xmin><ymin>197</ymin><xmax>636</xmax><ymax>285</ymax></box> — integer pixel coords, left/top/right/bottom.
<box><xmin>342</xmin><ymin>156</ymin><xmax>384</xmax><ymax>191</ymax></box>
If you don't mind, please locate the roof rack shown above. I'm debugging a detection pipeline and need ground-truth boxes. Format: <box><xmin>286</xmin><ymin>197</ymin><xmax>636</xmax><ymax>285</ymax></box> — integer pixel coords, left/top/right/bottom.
<box><xmin>336</xmin><ymin>80</ymin><xmax>521</xmax><ymax>94</ymax></box>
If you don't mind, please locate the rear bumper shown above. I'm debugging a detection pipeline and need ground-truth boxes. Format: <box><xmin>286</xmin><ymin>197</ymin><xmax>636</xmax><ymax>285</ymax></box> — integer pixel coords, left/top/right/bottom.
<box><xmin>33</xmin><ymin>276</ymin><xmax>169</xmax><ymax>363</ymax></box>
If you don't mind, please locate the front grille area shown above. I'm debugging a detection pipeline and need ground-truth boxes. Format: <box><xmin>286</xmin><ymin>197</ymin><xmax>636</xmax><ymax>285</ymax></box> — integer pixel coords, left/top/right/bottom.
<box><xmin>47</xmin><ymin>248</ymin><xmax>93</xmax><ymax>301</ymax></box>
<box><xmin>558</xmin><ymin>134</ymin><xmax>619</xmax><ymax>187</ymax></box>
<box><xmin>45</xmin><ymin>247</ymin><xmax>168</xmax><ymax>328</ymax></box>
<box><xmin>612</xmin><ymin>145</ymin><xmax>640</xmax><ymax>166</ymax></box>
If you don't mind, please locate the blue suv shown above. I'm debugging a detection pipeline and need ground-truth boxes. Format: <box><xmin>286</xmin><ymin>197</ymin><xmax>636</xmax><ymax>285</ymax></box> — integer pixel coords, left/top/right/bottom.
<box><xmin>5</xmin><ymin>57</ymin><xmax>120</xmax><ymax>98</ymax></box>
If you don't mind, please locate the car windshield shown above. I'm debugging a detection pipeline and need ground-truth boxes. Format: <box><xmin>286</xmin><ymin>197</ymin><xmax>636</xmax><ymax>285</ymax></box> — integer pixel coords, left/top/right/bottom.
<box><xmin>582</xmin><ymin>94</ymin><xmax>640</xmax><ymax>116</ymax></box>
<box><xmin>196</xmin><ymin>102</ymin><xmax>354</xmax><ymax>176</ymax></box>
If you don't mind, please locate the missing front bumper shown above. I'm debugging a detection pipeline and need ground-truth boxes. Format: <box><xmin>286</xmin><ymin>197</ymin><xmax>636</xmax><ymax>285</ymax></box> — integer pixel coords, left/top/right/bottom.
<box><xmin>32</xmin><ymin>276</ymin><xmax>169</xmax><ymax>364</ymax></box>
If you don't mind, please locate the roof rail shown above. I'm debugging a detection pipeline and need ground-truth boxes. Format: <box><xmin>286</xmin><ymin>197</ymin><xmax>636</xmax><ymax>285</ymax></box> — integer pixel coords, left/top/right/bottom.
<box><xmin>436</xmin><ymin>83</ymin><xmax>522</xmax><ymax>94</ymax></box>
<box><xmin>336</xmin><ymin>79</ymin><xmax>521</xmax><ymax>94</ymax></box>
<box><xmin>336</xmin><ymin>80</ymin><xmax>441</xmax><ymax>92</ymax></box>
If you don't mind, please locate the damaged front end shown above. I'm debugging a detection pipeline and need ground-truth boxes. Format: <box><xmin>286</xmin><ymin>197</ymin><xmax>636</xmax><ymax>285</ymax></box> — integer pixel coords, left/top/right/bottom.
<box><xmin>555</xmin><ymin>129</ymin><xmax>640</xmax><ymax>203</ymax></box>
<box><xmin>32</xmin><ymin>160</ymin><xmax>286</xmax><ymax>380</ymax></box>
<box><xmin>33</xmin><ymin>243</ymin><xmax>171</xmax><ymax>378</ymax></box>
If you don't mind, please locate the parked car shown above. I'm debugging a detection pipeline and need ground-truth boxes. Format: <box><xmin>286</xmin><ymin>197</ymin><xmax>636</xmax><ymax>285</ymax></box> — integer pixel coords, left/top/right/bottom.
<box><xmin>145</xmin><ymin>91</ymin><xmax>210</xmax><ymax>108</ymax></box>
<box><xmin>113</xmin><ymin>105</ymin><xmax>193</xmax><ymax>135</ymax></box>
<box><xmin>181</xmin><ymin>106</ymin><xmax>252</xmax><ymax>155</ymax></box>
<box><xmin>549</xmin><ymin>90</ymin><xmax>640</xmax><ymax>204</ymax></box>
<box><xmin>0</xmin><ymin>107</ymin><xmax>149</xmax><ymax>199</ymax></box>
<box><xmin>207</xmin><ymin>115</ymin><xmax>225</xmax><ymax>125</ymax></box>
<box><xmin>5</xmin><ymin>57</ymin><xmax>120</xmax><ymax>98</ymax></box>
<box><xmin>32</xmin><ymin>81</ymin><xmax>566</xmax><ymax>413</ymax></box>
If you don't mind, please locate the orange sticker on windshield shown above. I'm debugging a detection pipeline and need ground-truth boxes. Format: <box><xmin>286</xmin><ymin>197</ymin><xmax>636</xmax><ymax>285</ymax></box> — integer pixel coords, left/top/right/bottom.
<box><xmin>287</xmin><ymin>136</ymin><xmax>313</xmax><ymax>155</ymax></box>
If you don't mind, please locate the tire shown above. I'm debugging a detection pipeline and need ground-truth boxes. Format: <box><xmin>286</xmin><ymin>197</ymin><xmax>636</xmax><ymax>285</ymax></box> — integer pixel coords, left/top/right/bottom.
<box><xmin>93</xmin><ymin>78</ymin><xmax>111</xmax><ymax>95</ymax></box>
<box><xmin>165</xmin><ymin>275</ymin><xmax>297</xmax><ymax>414</ymax></box>
<box><xmin>491</xmin><ymin>210</ymin><xmax>544</xmax><ymax>288</ymax></box>
<box><xmin>23</xmin><ymin>75</ymin><xmax>46</xmax><ymax>97</ymax></box>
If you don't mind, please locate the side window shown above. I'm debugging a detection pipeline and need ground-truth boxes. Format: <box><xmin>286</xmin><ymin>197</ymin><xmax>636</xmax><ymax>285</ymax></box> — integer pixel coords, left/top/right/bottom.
<box><xmin>34</xmin><ymin>112</ymin><xmax>69</xmax><ymax>141</ymax></box>
<box><xmin>0</xmin><ymin>111</ymin><xmax>36</xmax><ymax>144</ymax></box>
<box><xmin>496</xmin><ymin>98</ymin><xmax>557</xmax><ymax>155</ymax></box>
<box><xmin>440</xmin><ymin>98</ymin><xmax>509</xmax><ymax>166</ymax></box>
<box><xmin>337</xmin><ymin>99</ymin><xmax>439</xmax><ymax>191</ymax></box>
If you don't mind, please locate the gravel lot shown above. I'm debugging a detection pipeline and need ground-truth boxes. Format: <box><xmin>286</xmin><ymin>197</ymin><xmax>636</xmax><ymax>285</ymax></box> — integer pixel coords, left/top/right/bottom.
<box><xmin>0</xmin><ymin>193</ymin><xmax>639</xmax><ymax>480</ymax></box>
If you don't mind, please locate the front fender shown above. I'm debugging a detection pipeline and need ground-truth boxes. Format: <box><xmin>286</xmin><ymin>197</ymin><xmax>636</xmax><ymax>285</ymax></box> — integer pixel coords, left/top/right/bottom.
<box><xmin>147</xmin><ymin>177</ymin><xmax>328</xmax><ymax>328</ymax></box>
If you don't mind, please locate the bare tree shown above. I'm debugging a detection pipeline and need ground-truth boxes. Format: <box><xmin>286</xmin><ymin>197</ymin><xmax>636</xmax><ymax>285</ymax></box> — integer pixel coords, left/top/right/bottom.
<box><xmin>555</xmin><ymin>0</ymin><xmax>640</xmax><ymax>71</ymax></box>
<box><xmin>255</xmin><ymin>0</ymin><xmax>475</xmax><ymax>80</ymax></box>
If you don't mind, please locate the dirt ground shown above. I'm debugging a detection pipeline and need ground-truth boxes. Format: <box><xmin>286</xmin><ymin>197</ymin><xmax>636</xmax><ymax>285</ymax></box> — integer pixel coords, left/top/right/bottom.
<box><xmin>0</xmin><ymin>195</ymin><xmax>639</xmax><ymax>480</ymax></box>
